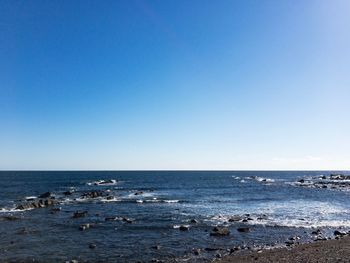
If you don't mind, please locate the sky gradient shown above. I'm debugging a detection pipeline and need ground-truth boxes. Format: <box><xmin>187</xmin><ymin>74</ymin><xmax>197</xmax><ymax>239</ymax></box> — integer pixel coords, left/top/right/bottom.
<box><xmin>1</xmin><ymin>0</ymin><xmax>350</xmax><ymax>170</ymax></box>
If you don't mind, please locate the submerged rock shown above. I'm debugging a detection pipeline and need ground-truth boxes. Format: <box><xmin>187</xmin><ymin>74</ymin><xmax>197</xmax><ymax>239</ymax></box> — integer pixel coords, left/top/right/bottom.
<box><xmin>122</xmin><ymin>217</ymin><xmax>133</xmax><ymax>223</ymax></box>
<box><xmin>179</xmin><ymin>225</ymin><xmax>190</xmax><ymax>231</ymax></box>
<box><xmin>193</xmin><ymin>248</ymin><xmax>201</xmax><ymax>255</ymax></box>
<box><xmin>237</xmin><ymin>227</ymin><xmax>250</xmax><ymax>233</ymax></box>
<box><xmin>39</xmin><ymin>192</ymin><xmax>51</xmax><ymax>198</ymax></box>
<box><xmin>79</xmin><ymin>223</ymin><xmax>91</xmax><ymax>231</ymax></box>
<box><xmin>0</xmin><ymin>216</ymin><xmax>20</xmax><ymax>221</ymax></box>
<box><xmin>228</xmin><ymin>216</ymin><xmax>242</xmax><ymax>222</ymax></box>
<box><xmin>81</xmin><ymin>191</ymin><xmax>104</xmax><ymax>198</ymax></box>
<box><xmin>151</xmin><ymin>245</ymin><xmax>161</xmax><ymax>250</ymax></box>
<box><xmin>73</xmin><ymin>211</ymin><xmax>88</xmax><ymax>218</ymax></box>
<box><xmin>210</xmin><ymin>226</ymin><xmax>230</xmax><ymax>236</ymax></box>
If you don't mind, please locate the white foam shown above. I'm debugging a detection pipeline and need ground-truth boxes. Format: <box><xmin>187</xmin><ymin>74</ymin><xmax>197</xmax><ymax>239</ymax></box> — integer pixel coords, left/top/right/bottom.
<box><xmin>25</xmin><ymin>196</ymin><xmax>37</xmax><ymax>200</ymax></box>
<box><xmin>87</xmin><ymin>179</ymin><xmax>118</xmax><ymax>186</ymax></box>
<box><xmin>0</xmin><ymin>207</ymin><xmax>33</xmax><ymax>213</ymax></box>
<box><xmin>163</xmin><ymin>200</ymin><xmax>179</xmax><ymax>203</ymax></box>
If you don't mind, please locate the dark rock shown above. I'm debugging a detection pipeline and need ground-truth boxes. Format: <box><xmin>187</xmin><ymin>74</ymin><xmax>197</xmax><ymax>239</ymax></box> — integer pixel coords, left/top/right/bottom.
<box><xmin>79</xmin><ymin>223</ymin><xmax>91</xmax><ymax>231</ymax></box>
<box><xmin>190</xmin><ymin>219</ymin><xmax>199</xmax><ymax>223</ymax></box>
<box><xmin>81</xmin><ymin>191</ymin><xmax>103</xmax><ymax>198</ymax></box>
<box><xmin>44</xmin><ymin>199</ymin><xmax>53</xmax><ymax>206</ymax></box>
<box><xmin>228</xmin><ymin>216</ymin><xmax>242</xmax><ymax>222</ymax></box>
<box><xmin>50</xmin><ymin>207</ymin><xmax>61</xmax><ymax>214</ymax></box>
<box><xmin>311</xmin><ymin>229</ymin><xmax>321</xmax><ymax>235</ymax></box>
<box><xmin>39</xmin><ymin>192</ymin><xmax>51</xmax><ymax>198</ymax></box>
<box><xmin>122</xmin><ymin>217</ymin><xmax>133</xmax><ymax>223</ymax></box>
<box><xmin>15</xmin><ymin>204</ymin><xmax>32</xmax><ymax>210</ymax></box>
<box><xmin>334</xmin><ymin>230</ymin><xmax>346</xmax><ymax>236</ymax></box>
<box><xmin>230</xmin><ymin>247</ymin><xmax>240</xmax><ymax>253</ymax></box>
<box><xmin>285</xmin><ymin>241</ymin><xmax>294</xmax><ymax>246</ymax></box>
<box><xmin>0</xmin><ymin>216</ymin><xmax>20</xmax><ymax>221</ymax></box>
<box><xmin>179</xmin><ymin>225</ymin><xmax>190</xmax><ymax>231</ymax></box>
<box><xmin>134</xmin><ymin>191</ymin><xmax>144</xmax><ymax>195</ymax></box>
<box><xmin>106</xmin><ymin>196</ymin><xmax>114</xmax><ymax>200</ymax></box>
<box><xmin>298</xmin><ymin>179</ymin><xmax>305</xmax><ymax>183</ymax></box>
<box><xmin>73</xmin><ymin>211</ymin><xmax>88</xmax><ymax>218</ymax></box>
<box><xmin>193</xmin><ymin>248</ymin><xmax>201</xmax><ymax>255</ymax></box>
<box><xmin>63</xmin><ymin>191</ymin><xmax>73</xmax><ymax>196</ymax></box>
<box><xmin>216</xmin><ymin>253</ymin><xmax>222</xmax><ymax>258</ymax></box>
<box><xmin>210</xmin><ymin>226</ymin><xmax>230</xmax><ymax>236</ymax></box>
<box><xmin>151</xmin><ymin>245</ymin><xmax>161</xmax><ymax>250</ymax></box>
<box><xmin>237</xmin><ymin>227</ymin><xmax>250</xmax><ymax>233</ymax></box>
<box><xmin>257</xmin><ymin>214</ymin><xmax>268</xmax><ymax>220</ymax></box>
<box><xmin>89</xmin><ymin>244</ymin><xmax>96</xmax><ymax>249</ymax></box>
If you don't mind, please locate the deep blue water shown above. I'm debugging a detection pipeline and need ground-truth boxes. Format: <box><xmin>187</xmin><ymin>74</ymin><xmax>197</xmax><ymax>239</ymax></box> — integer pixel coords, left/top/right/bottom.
<box><xmin>1</xmin><ymin>171</ymin><xmax>350</xmax><ymax>262</ymax></box>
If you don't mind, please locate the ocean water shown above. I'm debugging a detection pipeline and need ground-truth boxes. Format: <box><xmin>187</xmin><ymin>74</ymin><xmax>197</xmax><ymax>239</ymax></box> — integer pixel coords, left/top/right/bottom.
<box><xmin>0</xmin><ymin>171</ymin><xmax>350</xmax><ymax>262</ymax></box>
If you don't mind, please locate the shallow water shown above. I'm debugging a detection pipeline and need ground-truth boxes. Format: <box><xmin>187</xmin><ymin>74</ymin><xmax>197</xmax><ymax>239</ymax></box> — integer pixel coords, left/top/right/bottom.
<box><xmin>0</xmin><ymin>171</ymin><xmax>350</xmax><ymax>262</ymax></box>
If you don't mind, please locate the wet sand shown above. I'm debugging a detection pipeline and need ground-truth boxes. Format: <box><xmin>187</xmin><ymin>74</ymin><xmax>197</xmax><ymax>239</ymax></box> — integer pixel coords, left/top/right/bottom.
<box><xmin>219</xmin><ymin>236</ymin><xmax>350</xmax><ymax>263</ymax></box>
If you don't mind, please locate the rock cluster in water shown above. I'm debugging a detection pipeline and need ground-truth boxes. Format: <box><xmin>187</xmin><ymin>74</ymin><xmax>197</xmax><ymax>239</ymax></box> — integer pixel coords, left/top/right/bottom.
<box><xmin>294</xmin><ymin>173</ymin><xmax>350</xmax><ymax>191</ymax></box>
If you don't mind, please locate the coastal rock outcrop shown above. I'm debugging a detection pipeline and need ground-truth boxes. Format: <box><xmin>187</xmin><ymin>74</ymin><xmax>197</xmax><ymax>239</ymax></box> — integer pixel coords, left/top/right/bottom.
<box><xmin>15</xmin><ymin>198</ymin><xmax>55</xmax><ymax>210</ymax></box>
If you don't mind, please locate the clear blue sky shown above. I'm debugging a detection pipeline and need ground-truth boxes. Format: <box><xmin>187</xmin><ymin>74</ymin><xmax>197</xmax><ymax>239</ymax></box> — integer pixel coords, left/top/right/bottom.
<box><xmin>1</xmin><ymin>0</ymin><xmax>349</xmax><ymax>170</ymax></box>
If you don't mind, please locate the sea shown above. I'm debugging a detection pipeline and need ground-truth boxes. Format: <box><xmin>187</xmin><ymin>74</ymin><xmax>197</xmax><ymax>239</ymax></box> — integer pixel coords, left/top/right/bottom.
<box><xmin>0</xmin><ymin>171</ymin><xmax>350</xmax><ymax>262</ymax></box>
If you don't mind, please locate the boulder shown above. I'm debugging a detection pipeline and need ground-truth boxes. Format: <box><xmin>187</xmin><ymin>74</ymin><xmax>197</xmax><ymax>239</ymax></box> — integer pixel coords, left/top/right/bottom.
<box><xmin>210</xmin><ymin>226</ymin><xmax>230</xmax><ymax>236</ymax></box>
<box><xmin>190</xmin><ymin>219</ymin><xmax>199</xmax><ymax>224</ymax></box>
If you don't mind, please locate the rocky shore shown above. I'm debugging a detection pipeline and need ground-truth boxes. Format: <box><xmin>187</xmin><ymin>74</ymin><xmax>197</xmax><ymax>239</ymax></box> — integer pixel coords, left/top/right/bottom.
<box><xmin>1</xmin><ymin>172</ymin><xmax>350</xmax><ymax>262</ymax></box>
<box><xmin>218</xmin><ymin>235</ymin><xmax>350</xmax><ymax>263</ymax></box>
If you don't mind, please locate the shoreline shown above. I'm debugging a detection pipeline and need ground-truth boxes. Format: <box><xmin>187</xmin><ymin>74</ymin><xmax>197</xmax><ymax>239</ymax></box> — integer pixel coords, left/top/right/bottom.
<box><xmin>218</xmin><ymin>235</ymin><xmax>350</xmax><ymax>263</ymax></box>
